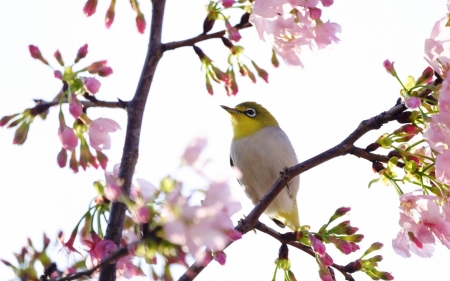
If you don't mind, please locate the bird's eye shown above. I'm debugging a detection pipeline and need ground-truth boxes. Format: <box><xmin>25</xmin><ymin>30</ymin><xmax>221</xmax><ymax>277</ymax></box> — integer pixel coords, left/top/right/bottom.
<box><xmin>245</xmin><ymin>108</ymin><xmax>256</xmax><ymax>118</ymax></box>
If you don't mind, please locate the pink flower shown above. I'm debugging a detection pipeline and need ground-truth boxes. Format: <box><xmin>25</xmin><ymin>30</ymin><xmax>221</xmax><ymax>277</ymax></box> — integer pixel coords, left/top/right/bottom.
<box><xmin>181</xmin><ymin>136</ymin><xmax>207</xmax><ymax>165</ymax></box>
<box><xmin>83</xmin><ymin>0</ymin><xmax>97</xmax><ymax>17</ymax></box>
<box><xmin>436</xmin><ymin>149</ymin><xmax>450</xmax><ymax>185</ymax></box>
<box><xmin>58</xmin><ymin>126</ymin><xmax>78</xmax><ymax>151</ymax></box>
<box><xmin>88</xmin><ymin>118</ymin><xmax>121</xmax><ymax>150</ymax></box>
<box><xmin>131</xmin><ymin>178</ymin><xmax>157</xmax><ymax>202</ymax></box>
<box><xmin>136</xmin><ymin>14</ymin><xmax>146</xmax><ymax>34</ymax></box>
<box><xmin>104</xmin><ymin>164</ymin><xmax>122</xmax><ymax>201</ymax></box>
<box><xmin>225</xmin><ymin>20</ymin><xmax>242</xmax><ymax>42</ymax></box>
<box><xmin>69</xmin><ymin>93</ymin><xmax>82</xmax><ymax>119</ymax></box>
<box><xmin>222</xmin><ymin>0</ymin><xmax>234</xmax><ymax>7</ymax></box>
<box><xmin>98</xmin><ymin>66</ymin><xmax>113</xmax><ymax>77</ymax></box>
<box><xmin>83</xmin><ymin>233</ymin><xmax>117</xmax><ymax>269</ymax></box>
<box><xmin>131</xmin><ymin>205</ymin><xmax>150</xmax><ymax>224</ymax></box>
<box><xmin>80</xmin><ymin>77</ymin><xmax>101</xmax><ymax>94</ymax></box>
<box><xmin>314</xmin><ymin>21</ymin><xmax>341</xmax><ymax>49</ymax></box>
<box><xmin>424</xmin><ymin>17</ymin><xmax>450</xmax><ymax>76</ymax></box>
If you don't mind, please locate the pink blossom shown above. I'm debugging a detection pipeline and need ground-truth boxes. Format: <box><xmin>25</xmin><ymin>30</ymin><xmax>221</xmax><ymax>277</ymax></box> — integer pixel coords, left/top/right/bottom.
<box><xmin>436</xmin><ymin>149</ymin><xmax>450</xmax><ymax>185</ymax></box>
<box><xmin>98</xmin><ymin>66</ymin><xmax>113</xmax><ymax>77</ymax></box>
<box><xmin>83</xmin><ymin>0</ymin><xmax>97</xmax><ymax>17</ymax></box>
<box><xmin>289</xmin><ymin>0</ymin><xmax>320</xmax><ymax>8</ymax></box>
<box><xmin>424</xmin><ymin>16</ymin><xmax>450</xmax><ymax>75</ymax></box>
<box><xmin>131</xmin><ymin>178</ymin><xmax>157</xmax><ymax>202</ymax></box>
<box><xmin>75</xmin><ymin>44</ymin><xmax>88</xmax><ymax>62</ymax></box>
<box><xmin>104</xmin><ymin>164</ymin><xmax>121</xmax><ymax>201</ymax></box>
<box><xmin>423</xmin><ymin>119</ymin><xmax>450</xmax><ymax>153</ymax></box>
<box><xmin>58</xmin><ymin>126</ymin><xmax>78</xmax><ymax>151</ymax></box>
<box><xmin>88</xmin><ymin>118</ymin><xmax>121</xmax><ymax>151</ymax></box>
<box><xmin>69</xmin><ymin>93</ymin><xmax>82</xmax><ymax>119</ymax></box>
<box><xmin>58</xmin><ymin>230</ymin><xmax>82</xmax><ymax>257</ymax></box>
<box><xmin>131</xmin><ymin>205</ymin><xmax>150</xmax><ymax>224</ymax></box>
<box><xmin>181</xmin><ymin>136</ymin><xmax>207</xmax><ymax>165</ymax></box>
<box><xmin>221</xmin><ymin>0</ymin><xmax>234</xmax><ymax>7</ymax></box>
<box><xmin>80</xmin><ymin>77</ymin><xmax>101</xmax><ymax>94</ymax></box>
<box><xmin>136</xmin><ymin>14</ymin><xmax>146</xmax><ymax>34</ymax></box>
<box><xmin>405</xmin><ymin>96</ymin><xmax>421</xmax><ymax>109</ymax></box>
<box><xmin>318</xmin><ymin>253</ymin><xmax>333</xmax><ymax>266</ymax></box>
<box><xmin>225</xmin><ymin>20</ymin><xmax>242</xmax><ymax>42</ymax></box>
<box><xmin>83</xmin><ymin>232</ymin><xmax>117</xmax><ymax>269</ymax></box>
<box><xmin>314</xmin><ymin>22</ymin><xmax>341</xmax><ymax>49</ymax></box>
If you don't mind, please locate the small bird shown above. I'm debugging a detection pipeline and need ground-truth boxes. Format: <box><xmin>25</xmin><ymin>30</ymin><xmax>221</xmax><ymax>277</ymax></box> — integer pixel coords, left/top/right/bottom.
<box><xmin>221</xmin><ymin>101</ymin><xmax>300</xmax><ymax>231</ymax></box>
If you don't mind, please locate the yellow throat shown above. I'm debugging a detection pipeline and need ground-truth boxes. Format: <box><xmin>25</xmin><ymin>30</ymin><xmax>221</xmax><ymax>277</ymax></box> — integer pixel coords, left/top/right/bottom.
<box><xmin>220</xmin><ymin>102</ymin><xmax>278</xmax><ymax>140</ymax></box>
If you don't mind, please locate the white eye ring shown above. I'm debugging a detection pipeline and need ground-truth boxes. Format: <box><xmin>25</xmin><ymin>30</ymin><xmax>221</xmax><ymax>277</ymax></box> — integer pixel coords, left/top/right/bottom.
<box><xmin>245</xmin><ymin>108</ymin><xmax>256</xmax><ymax>118</ymax></box>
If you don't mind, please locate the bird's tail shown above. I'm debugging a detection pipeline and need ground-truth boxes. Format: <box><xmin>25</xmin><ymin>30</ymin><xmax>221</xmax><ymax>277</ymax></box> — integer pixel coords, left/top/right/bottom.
<box><xmin>275</xmin><ymin>200</ymin><xmax>300</xmax><ymax>231</ymax></box>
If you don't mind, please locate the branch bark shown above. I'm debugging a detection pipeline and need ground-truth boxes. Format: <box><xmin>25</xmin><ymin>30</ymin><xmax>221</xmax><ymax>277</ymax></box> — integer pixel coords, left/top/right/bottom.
<box><xmin>98</xmin><ymin>0</ymin><xmax>167</xmax><ymax>280</ymax></box>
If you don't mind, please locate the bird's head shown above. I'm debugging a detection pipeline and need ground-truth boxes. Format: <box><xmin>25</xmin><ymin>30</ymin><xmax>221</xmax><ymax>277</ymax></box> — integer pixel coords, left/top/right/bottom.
<box><xmin>221</xmin><ymin>101</ymin><xmax>278</xmax><ymax>140</ymax></box>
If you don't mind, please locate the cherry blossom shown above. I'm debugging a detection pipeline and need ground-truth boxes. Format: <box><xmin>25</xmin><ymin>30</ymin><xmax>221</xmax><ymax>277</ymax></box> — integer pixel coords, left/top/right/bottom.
<box><xmin>88</xmin><ymin>118</ymin><xmax>121</xmax><ymax>151</ymax></box>
<box><xmin>81</xmin><ymin>77</ymin><xmax>101</xmax><ymax>94</ymax></box>
<box><xmin>69</xmin><ymin>93</ymin><xmax>82</xmax><ymax>119</ymax></box>
<box><xmin>58</xmin><ymin>125</ymin><xmax>78</xmax><ymax>151</ymax></box>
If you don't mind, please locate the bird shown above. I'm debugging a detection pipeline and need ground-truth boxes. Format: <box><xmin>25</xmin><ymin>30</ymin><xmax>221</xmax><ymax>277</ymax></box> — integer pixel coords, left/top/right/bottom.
<box><xmin>221</xmin><ymin>101</ymin><xmax>300</xmax><ymax>231</ymax></box>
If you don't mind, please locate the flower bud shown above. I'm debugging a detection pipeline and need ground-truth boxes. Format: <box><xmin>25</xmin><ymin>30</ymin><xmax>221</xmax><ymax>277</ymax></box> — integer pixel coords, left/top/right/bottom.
<box><xmin>363</xmin><ymin>242</ymin><xmax>383</xmax><ymax>258</ymax></box>
<box><xmin>13</xmin><ymin>122</ymin><xmax>29</xmax><ymax>145</ymax></box>
<box><xmin>98</xmin><ymin>66</ymin><xmax>113</xmax><ymax>77</ymax></box>
<box><xmin>309</xmin><ymin>7</ymin><xmax>322</xmax><ymax>19</ymax></box>
<box><xmin>96</xmin><ymin>150</ymin><xmax>108</xmax><ymax>170</ymax></box>
<box><xmin>237</xmin><ymin>12</ymin><xmax>250</xmax><ymax>28</ymax></box>
<box><xmin>396</xmin><ymin>111</ymin><xmax>416</xmax><ymax>124</ymax></box>
<box><xmin>57</xmin><ymin>148</ymin><xmax>68</xmax><ymax>168</ymax></box>
<box><xmin>86</xmin><ymin>60</ymin><xmax>107</xmax><ymax>73</ymax></box>
<box><xmin>193</xmin><ymin>45</ymin><xmax>207</xmax><ymax>60</ymax></box>
<box><xmin>222</xmin><ymin>0</ymin><xmax>235</xmax><ymax>8</ymax></box>
<box><xmin>271</xmin><ymin>49</ymin><xmax>280</xmax><ymax>68</ymax></box>
<box><xmin>221</xmin><ymin>37</ymin><xmax>234</xmax><ymax>49</ymax></box>
<box><xmin>0</xmin><ymin>114</ymin><xmax>19</xmax><ymax>127</ymax></box>
<box><xmin>329</xmin><ymin>207</ymin><xmax>351</xmax><ymax>222</ymax></box>
<box><xmin>28</xmin><ymin>45</ymin><xmax>49</xmax><ymax>65</ymax></box>
<box><xmin>213</xmin><ymin>251</ymin><xmax>227</xmax><ymax>265</ymax></box>
<box><xmin>54</xmin><ymin>50</ymin><xmax>64</xmax><ymax>66</ymax></box>
<box><xmin>365</xmin><ymin>142</ymin><xmax>380</xmax><ymax>152</ymax></box>
<box><xmin>387</xmin><ymin>150</ymin><xmax>402</xmax><ymax>159</ymax></box>
<box><xmin>83</xmin><ymin>0</ymin><xmax>98</xmax><ymax>16</ymax></box>
<box><xmin>416</xmin><ymin>66</ymin><xmax>434</xmax><ymax>85</ymax></box>
<box><xmin>343</xmin><ymin>259</ymin><xmax>362</xmax><ymax>273</ymax></box>
<box><xmin>202</xmin><ymin>17</ymin><xmax>215</xmax><ymax>35</ymax></box>
<box><xmin>205</xmin><ymin>74</ymin><xmax>213</xmax><ymax>95</ymax></box>
<box><xmin>251</xmin><ymin>61</ymin><xmax>269</xmax><ymax>83</ymax></box>
<box><xmin>244</xmin><ymin>65</ymin><xmax>256</xmax><ymax>83</ymax></box>
<box><xmin>105</xmin><ymin>0</ymin><xmax>116</xmax><ymax>29</ymax></box>
<box><xmin>383</xmin><ymin>59</ymin><xmax>396</xmax><ymax>76</ymax></box>
<box><xmin>74</xmin><ymin>44</ymin><xmax>88</xmax><ymax>63</ymax></box>
<box><xmin>136</xmin><ymin>13</ymin><xmax>146</xmax><ymax>34</ymax></box>
<box><xmin>70</xmin><ymin>150</ymin><xmax>79</xmax><ymax>173</ymax></box>
<box><xmin>278</xmin><ymin>243</ymin><xmax>289</xmax><ymax>260</ymax></box>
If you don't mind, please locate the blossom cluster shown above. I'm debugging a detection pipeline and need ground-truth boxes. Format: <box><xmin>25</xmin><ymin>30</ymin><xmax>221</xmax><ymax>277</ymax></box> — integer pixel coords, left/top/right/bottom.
<box><xmin>250</xmin><ymin>0</ymin><xmax>340</xmax><ymax>67</ymax></box>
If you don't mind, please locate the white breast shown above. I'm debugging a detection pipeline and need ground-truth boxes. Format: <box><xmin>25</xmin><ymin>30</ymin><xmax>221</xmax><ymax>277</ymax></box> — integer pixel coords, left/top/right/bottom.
<box><xmin>231</xmin><ymin>126</ymin><xmax>299</xmax><ymax>216</ymax></box>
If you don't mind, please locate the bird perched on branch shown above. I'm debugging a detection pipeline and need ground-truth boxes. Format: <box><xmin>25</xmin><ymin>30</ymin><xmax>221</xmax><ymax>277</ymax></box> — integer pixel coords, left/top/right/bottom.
<box><xmin>221</xmin><ymin>101</ymin><xmax>300</xmax><ymax>231</ymax></box>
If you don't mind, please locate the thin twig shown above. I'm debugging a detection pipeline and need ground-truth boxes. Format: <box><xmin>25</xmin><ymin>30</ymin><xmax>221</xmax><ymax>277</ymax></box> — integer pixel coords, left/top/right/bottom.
<box><xmin>163</xmin><ymin>22</ymin><xmax>252</xmax><ymax>51</ymax></box>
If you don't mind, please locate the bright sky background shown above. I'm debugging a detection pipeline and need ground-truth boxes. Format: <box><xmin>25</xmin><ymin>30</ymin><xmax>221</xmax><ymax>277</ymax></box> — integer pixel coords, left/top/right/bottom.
<box><xmin>0</xmin><ymin>0</ymin><xmax>448</xmax><ymax>280</ymax></box>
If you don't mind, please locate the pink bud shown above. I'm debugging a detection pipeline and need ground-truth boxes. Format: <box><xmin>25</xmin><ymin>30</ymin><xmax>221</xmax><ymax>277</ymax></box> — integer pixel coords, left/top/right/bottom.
<box><xmin>98</xmin><ymin>66</ymin><xmax>113</xmax><ymax>77</ymax></box>
<box><xmin>29</xmin><ymin>45</ymin><xmax>42</xmax><ymax>59</ymax></box>
<box><xmin>86</xmin><ymin>60</ymin><xmax>107</xmax><ymax>73</ymax></box>
<box><xmin>75</xmin><ymin>44</ymin><xmax>88</xmax><ymax>63</ymax></box>
<box><xmin>58</xmin><ymin>126</ymin><xmax>78</xmax><ymax>151</ymax></box>
<box><xmin>222</xmin><ymin>0</ymin><xmax>234</xmax><ymax>8</ymax></box>
<box><xmin>225</xmin><ymin>20</ymin><xmax>242</xmax><ymax>42</ymax></box>
<box><xmin>309</xmin><ymin>8</ymin><xmax>322</xmax><ymax>19</ymax></box>
<box><xmin>214</xmin><ymin>252</ymin><xmax>227</xmax><ymax>265</ymax></box>
<box><xmin>54</xmin><ymin>50</ymin><xmax>64</xmax><ymax>66</ymax></box>
<box><xmin>309</xmin><ymin>234</ymin><xmax>326</xmax><ymax>257</ymax></box>
<box><xmin>96</xmin><ymin>150</ymin><xmax>108</xmax><ymax>170</ymax></box>
<box><xmin>132</xmin><ymin>206</ymin><xmax>150</xmax><ymax>224</ymax></box>
<box><xmin>383</xmin><ymin>59</ymin><xmax>396</xmax><ymax>76</ymax></box>
<box><xmin>81</xmin><ymin>77</ymin><xmax>101</xmax><ymax>94</ymax></box>
<box><xmin>83</xmin><ymin>0</ymin><xmax>98</xmax><ymax>16</ymax></box>
<box><xmin>320</xmin><ymin>0</ymin><xmax>334</xmax><ymax>7</ymax></box>
<box><xmin>405</xmin><ymin>96</ymin><xmax>421</xmax><ymax>109</ymax></box>
<box><xmin>28</xmin><ymin>45</ymin><xmax>49</xmax><ymax>65</ymax></box>
<box><xmin>227</xmin><ymin>229</ymin><xmax>242</xmax><ymax>241</ymax></box>
<box><xmin>54</xmin><ymin>70</ymin><xmax>63</xmax><ymax>80</ymax></box>
<box><xmin>69</xmin><ymin>93</ymin><xmax>82</xmax><ymax>119</ymax></box>
<box><xmin>57</xmin><ymin>148</ymin><xmax>68</xmax><ymax>168</ymax></box>
<box><xmin>318</xmin><ymin>253</ymin><xmax>333</xmax><ymax>266</ymax></box>
<box><xmin>136</xmin><ymin>14</ymin><xmax>146</xmax><ymax>34</ymax></box>
<box><xmin>105</xmin><ymin>1</ymin><xmax>116</xmax><ymax>29</ymax></box>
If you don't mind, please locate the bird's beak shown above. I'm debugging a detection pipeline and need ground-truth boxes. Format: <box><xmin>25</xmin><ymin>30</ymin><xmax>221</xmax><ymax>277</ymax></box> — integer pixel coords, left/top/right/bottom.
<box><xmin>220</xmin><ymin>105</ymin><xmax>240</xmax><ymax>115</ymax></box>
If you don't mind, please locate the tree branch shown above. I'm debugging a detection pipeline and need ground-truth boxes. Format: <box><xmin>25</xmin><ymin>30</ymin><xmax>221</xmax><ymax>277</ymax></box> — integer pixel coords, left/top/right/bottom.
<box><xmin>29</xmin><ymin>98</ymin><xmax>127</xmax><ymax>117</ymax></box>
<box><xmin>98</xmin><ymin>0</ymin><xmax>167</xmax><ymax>280</ymax></box>
<box><xmin>163</xmin><ymin>22</ymin><xmax>252</xmax><ymax>51</ymax></box>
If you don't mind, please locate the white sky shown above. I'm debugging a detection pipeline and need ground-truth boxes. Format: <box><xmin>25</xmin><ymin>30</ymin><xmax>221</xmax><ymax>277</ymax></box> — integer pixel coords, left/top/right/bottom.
<box><xmin>0</xmin><ymin>0</ymin><xmax>448</xmax><ymax>280</ymax></box>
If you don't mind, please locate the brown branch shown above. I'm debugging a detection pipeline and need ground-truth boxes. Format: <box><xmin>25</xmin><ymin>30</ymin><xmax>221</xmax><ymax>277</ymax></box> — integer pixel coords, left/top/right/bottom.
<box><xmin>163</xmin><ymin>22</ymin><xmax>252</xmax><ymax>51</ymax></box>
<box><xmin>57</xmin><ymin>246</ymin><xmax>129</xmax><ymax>281</ymax></box>
<box><xmin>29</xmin><ymin>98</ymin><xmax>127</xmax><ymax>117</ymax></box>
<box><xmin>350</xmin><ymin>146</ymin><xmax>405</xmax><ymax>168</ymax></box>
<box><xmin>98</xmin><ymin>0</ymin><xmax>167</xmax><ymax>280</ymax></box>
